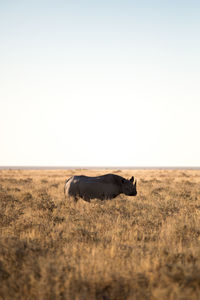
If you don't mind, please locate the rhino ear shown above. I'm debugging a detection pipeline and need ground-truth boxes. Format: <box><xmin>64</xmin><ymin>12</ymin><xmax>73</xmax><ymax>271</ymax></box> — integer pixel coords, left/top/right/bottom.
<box><xmin>130</xmin><ymin>176</ymin><xmax>134</xmax><ymax>183</ymax></box>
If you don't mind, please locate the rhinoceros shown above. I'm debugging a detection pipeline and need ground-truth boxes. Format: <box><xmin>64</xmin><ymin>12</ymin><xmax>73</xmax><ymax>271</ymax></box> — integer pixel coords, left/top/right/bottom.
<box><xmin>64</xmin><ymin>174</ymin><xmax>137</xmax><ymax>202</ymax></box>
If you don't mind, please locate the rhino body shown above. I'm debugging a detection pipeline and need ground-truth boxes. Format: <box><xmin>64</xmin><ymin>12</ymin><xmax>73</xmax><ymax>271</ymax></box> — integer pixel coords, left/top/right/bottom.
<box><xmin>64</xmin><ymin>174</ymin><xmax>137</xmax><ymax>202</ymax></box>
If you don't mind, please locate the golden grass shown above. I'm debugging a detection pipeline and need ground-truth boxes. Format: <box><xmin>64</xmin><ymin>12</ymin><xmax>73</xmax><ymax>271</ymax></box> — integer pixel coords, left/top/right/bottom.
<box><xmin>0</xmin><ymin>169</ymin><xmax>200</xmax><ymax>299</ymax></box>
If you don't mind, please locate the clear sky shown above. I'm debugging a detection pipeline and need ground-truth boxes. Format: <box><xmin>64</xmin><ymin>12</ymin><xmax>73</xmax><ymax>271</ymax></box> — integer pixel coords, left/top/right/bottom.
<box><xmin>1</xmin><ymin>0</ymin><xmax>200</xmax><ymax>167</ymax></box>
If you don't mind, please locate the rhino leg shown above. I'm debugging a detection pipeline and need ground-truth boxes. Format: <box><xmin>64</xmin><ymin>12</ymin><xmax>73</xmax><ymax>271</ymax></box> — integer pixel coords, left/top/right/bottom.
<box><xmin>65</xmin><ymin>194</ymin><xmax>79</xmax><ymax>204</ymax></box>
<box><xmin>82</xmin><ymin>195</ymin><xmax>91</xmax><ymax>203</ymax></box>
<box><xmin>74</xmin><ymin>196</ymin><xmax>79</xmax><ymax>203</ymax></box>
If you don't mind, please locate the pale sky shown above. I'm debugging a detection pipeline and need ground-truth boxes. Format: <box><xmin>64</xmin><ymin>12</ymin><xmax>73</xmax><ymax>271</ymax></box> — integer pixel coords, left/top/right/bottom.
<box><xmin>0</xmin><ymin>0</ymin><xmax>200</xmax><ymax>167</ymax></box>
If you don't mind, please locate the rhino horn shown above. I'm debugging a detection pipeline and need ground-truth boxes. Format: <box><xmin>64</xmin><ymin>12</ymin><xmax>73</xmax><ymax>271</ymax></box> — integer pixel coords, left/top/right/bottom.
<box><xmin>130</xmin><ymin>176</ymin><xmax>134</xmax><ymax>183</ymax></box>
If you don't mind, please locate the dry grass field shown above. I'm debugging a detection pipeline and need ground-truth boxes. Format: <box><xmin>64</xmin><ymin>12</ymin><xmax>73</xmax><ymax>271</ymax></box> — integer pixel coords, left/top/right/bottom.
<box><xmin>0</xmin><ymin>169</ymin><xmax>200</xmax><ymax>300</ymax></box>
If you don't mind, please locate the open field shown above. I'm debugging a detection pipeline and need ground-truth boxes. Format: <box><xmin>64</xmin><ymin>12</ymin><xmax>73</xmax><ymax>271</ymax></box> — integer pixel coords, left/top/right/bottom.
<box><xmin>0</xmin><ymin>169</ymin><xmax>200</xmax><ymax>300</ymax></box>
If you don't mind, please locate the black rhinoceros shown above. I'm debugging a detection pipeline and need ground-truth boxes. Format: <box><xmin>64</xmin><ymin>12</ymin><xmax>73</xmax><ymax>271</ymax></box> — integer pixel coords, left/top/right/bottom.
<box><xmin>64</xmin><ymin>174</ymin><xmax>137</xmax><ymax>202</ymax></box>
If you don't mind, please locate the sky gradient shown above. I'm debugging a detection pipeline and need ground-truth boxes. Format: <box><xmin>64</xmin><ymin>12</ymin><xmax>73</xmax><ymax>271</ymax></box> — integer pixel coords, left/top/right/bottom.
<box><xmin>1</xmin><ymin>1</ymin><xmax>200</xmax><ymax>166</ymax></box>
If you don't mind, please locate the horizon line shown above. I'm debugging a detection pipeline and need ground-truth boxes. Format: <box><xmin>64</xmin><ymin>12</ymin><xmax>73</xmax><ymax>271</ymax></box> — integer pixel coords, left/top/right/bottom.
<box><xmin>0</xmin><ymin>166</ymin><xmax>200</xmax><ymax>170</ymax></box>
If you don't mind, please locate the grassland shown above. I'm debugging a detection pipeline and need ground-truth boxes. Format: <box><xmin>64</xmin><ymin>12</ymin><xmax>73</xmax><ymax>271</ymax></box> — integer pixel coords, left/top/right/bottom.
<box><xmin>0</xmin><ymin>169</ymin><xmax>200</xmax><ymax>300</ymax></box>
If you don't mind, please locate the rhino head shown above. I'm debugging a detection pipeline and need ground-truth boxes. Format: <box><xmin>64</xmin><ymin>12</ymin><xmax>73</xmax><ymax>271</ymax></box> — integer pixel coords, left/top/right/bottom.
<box><xmin>122</xmin><ymin>176</ymin><xmax>137</xmax><ymax>196</ymax></box>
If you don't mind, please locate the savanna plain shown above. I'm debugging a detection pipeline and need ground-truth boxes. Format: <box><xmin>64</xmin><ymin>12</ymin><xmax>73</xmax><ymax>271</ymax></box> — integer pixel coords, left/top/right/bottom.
<box><xmin>0</xmin><ymin>169</ymin><xmax>200</xmax><ymax>300</ymax></box>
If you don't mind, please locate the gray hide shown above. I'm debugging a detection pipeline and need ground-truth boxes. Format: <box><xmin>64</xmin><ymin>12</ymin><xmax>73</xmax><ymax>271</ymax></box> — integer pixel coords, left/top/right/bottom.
<box><xmin>64</xmin><ymin>174</ymin><xmax>137</xmax><ymax>202</ymax></box>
